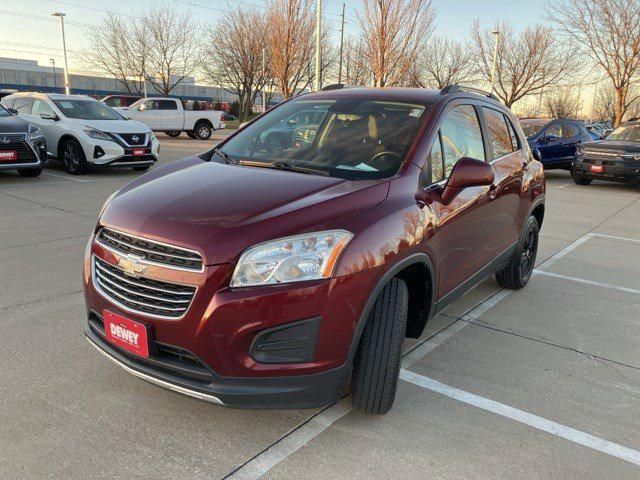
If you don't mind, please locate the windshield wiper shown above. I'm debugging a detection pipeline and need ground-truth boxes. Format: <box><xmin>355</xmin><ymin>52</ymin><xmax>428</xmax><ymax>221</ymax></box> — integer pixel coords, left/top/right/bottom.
<box><xmin>239</xmin><ymin>160</ymin><xmax>330</xmax><ymax>176</ymax></box>
<box><xmin>211</xmin><ymin>148</ymin><xmax>237</xmax><ymax>165</ymax></box>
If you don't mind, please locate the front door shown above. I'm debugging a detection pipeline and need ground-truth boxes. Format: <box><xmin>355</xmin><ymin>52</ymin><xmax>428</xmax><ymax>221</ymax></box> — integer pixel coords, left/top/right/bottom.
<box><xmin>537</xmin><ymin>122</ymin><xmax>564</xmax><ymax>165</ymax></box>
<box><xmin>422</xmin><ymin>101</ymin><xmax>500</xmax><ymax>299</ymax></box>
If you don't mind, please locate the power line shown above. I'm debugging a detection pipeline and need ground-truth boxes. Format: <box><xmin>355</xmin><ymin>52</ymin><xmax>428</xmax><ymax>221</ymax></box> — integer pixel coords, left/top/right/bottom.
<box><xmin>0</xmin><ymin>9</ymin><xmax>93</xmax><ymax>28</ymax></box>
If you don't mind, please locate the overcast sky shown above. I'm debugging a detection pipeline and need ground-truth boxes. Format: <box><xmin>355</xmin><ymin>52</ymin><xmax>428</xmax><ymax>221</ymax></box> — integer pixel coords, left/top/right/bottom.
<box><xmin>0</xmin><ymin>0</ymin><xmax>548</xmax><ymax>74</ymax></box>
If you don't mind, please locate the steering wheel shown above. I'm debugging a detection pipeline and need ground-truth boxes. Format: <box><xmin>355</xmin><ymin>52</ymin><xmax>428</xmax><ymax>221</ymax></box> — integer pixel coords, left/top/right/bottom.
<box><xmin>369</xmin><ymin>151</ymin><xmax>402</xmax><ymax>168</ymax></box>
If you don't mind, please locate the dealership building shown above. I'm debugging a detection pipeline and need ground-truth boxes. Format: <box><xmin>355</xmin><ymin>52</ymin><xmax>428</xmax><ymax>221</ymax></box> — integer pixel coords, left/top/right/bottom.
<box><xmin>0</xmin><ymin>57</ymin><xmax>239</xmax><ymax>102</ymax></box>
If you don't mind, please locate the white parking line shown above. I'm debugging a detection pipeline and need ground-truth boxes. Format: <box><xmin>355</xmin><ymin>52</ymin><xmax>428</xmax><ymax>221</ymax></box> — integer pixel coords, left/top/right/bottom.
<box><xmin>224</xmin><ymin>230</ymin><xmax>605</xmax><ymax>480</ymax></box>
<box><xmin>44</xmin><ymin>171</ymin><xmax>89</xmax><ymax>182</ymax></box>
<box><xmin>533</xmin><ymin>269</ymin><xmax>640</xmax><ymax>295</ymax></box>
<box><xmin>399</xmin><ymin>370</ymin><xmax>640</xmax><ymax>466</ymax></box>
<box><xmin>592</xmin><ymin>233</ymin><xmax>640</xmax><ymax>245</ymax></box>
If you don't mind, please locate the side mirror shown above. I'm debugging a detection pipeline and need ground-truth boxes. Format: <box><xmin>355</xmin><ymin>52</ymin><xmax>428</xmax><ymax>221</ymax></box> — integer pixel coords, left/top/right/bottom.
<box><xmin>439</xmin><ymin>157</ymin><xmax>494</xmax><ymax>205</ymax></box>
<box><xmin>541</xmin><ymin>134</ymin><xmax>559</xmax><ymax>144</ymax></box>
<box><xmin>39</xmin><ymin>111</ymin><xmax>58</xmax><ymax>121</ymax></box>
<box><xmin>7</xmin><ymin>108</ymin><xmax>18</xmax><ymax>115</ymax></box>
<box><xmin>138</xmin><ymin>104</ymin><xmax>146</xmax><ymax>111</ymax></box>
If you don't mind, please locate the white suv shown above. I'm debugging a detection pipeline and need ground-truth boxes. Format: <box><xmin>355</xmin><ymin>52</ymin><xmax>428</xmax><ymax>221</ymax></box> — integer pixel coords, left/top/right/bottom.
<box><xmin>1</xmin><ymin>92</ymin><xmax>159</xmax><ymax>175</ymax></box>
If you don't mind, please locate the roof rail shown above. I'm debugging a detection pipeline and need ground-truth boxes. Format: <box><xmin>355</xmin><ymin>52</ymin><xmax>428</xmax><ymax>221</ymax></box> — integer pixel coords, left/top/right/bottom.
<box><xmin>440</xmin><ymin>84</ymin><xmax>499</xmax><ymax>102</ymax></box>
<box><xmin>320</xmin><ymin>83</ymin><xmax>362</xmax><ymax>91</ymax></box>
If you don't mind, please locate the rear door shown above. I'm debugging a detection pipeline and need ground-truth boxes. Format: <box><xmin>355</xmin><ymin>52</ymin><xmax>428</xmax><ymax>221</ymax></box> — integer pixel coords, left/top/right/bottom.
<box><xmin>422</xmin><ymin>101</ymin><xmax>500</xmax><ymax>299</ymax></box>
<box><xmin>159</xmin><ymin>99</ymin><xmax>182</xmax><ymax>130</ymax></box>
<box><xmin>481</xmin><ymin>105</ymin><xmax>526</xmax><ymax>253</ymax></box>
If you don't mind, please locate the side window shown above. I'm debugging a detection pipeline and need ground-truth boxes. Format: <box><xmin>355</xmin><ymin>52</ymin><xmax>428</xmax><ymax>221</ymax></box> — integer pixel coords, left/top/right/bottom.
<box><xmin>159</xmin><ymin>100</ymin><xmax>178</xmax><ymax>110</ymax></box>
<box><xmin>563</xmin><ymin>123</ymin><xmax>580</xmax><ymax>138</ymax></box>
<box><xmin>3</xmin><ymin>97</ymin><xmax>15</xmax><ymax>108</ymax></box>
<box><xmin>106</xmin><ymin>97</ymin><xmax>122</xmax><ymax>108</ymax></box>
<box><xmin>143</xmin><ymin>100</ymin><xmax>159</xmax><ymax>110</ymax></box>
<box><xmin>483</xmin><ymin>107</ymin><xmax>513</xmax><ymax>159</ymax></box>
<box><xmin>426</xmin><ymin>132</ymin><xmax>444</xmax><ymax>183</ymax></box>
<box><xmin>13</xmin><ymin>97</ymin><xmax>33</xmax><ymax>114</ymax></box>
<box><xmin>505</xmin><ymin>115</ymin><xmax>520</xmax><ymax>151</ymax></box>
<box><xmin>544</xmin><ymin>123</ymin><xmax>563</xmax><ymax>139</ymax></box>
<box><xmin>440</xmin><ymin>104</ymin><xmax>485</xmax><ymax>178</ymax></box>
<box><xmin>31</xmin><ymin>99</ymin><xmax>55</xmax><ymax>117</ymax></box>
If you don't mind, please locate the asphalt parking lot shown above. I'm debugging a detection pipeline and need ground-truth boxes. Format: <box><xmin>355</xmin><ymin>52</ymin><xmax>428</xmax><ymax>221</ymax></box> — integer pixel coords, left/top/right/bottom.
<box><xmin>1</xmin><ymin>133</ymin><xmax>639</xmax><ymax>479</ymax></box>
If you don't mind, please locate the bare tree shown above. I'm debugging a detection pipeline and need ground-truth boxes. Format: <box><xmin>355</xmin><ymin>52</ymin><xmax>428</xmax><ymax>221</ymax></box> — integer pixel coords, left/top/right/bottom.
<box><xmin>356</xmin><ymin>0</ymin><xmax>435</xmax><ymax>87</ymax></box>
<box><xmin>145</xmin><ymin>5</ymin><xmax>202</xmax><ymax>96</ymax></box>
<box><xmin>548</xmin><ymin>0</ymin><xmax>640</xmax><ymax>126</ymax></box>
<box><xmin>544</xmin><ymin>85</ymin><xmax>582</xmax><ymax>118</ymax></box>
<box><xmin>201</xmin><ymin>8</ymin><xmax>269</xmax><ymax>120</ymax></box>
<box><xmin>80</xmin><ymin>12</ymin><xmax>146</xmax><ymax>94</ymax></box>
<box><xmin>266</xmin><ymin>0</ymin><xmax>331</xmax><ymax>99</ymax></box>
<box><xmin>343</xmin><ymin>37</ymin><xmax>370</xmax><ymax>85</ymax></box>
<box><xmin>418</xmin><ymin>36</ymin><xmax>475</xmax><ymax>89</ymax></box>
<box><xmin>469</xmin><ymin>21</ymin><xmax>575</xmax><ymax>107</ymax></box>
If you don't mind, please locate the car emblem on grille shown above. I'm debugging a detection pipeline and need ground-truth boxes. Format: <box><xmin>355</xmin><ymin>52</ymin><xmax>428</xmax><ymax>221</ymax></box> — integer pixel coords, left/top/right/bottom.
<box><xmin>118</xmin><ymin>253</ymin><xmax>148</xmax><ymax>277</ymax></box>
<box><xmin>131</xmin><ymin>135</ymin><xmax>140</xmax><ymax>143</ymax></box>
<box><xmin>0</xmin><ymin>136</ymin><xmax>9</xmax><ymax>144</ymax></box>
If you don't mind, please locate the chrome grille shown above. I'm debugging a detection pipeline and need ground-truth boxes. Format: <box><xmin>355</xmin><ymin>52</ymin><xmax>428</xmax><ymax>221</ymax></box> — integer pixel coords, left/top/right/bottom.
<box><xmin>582</xmin><ymin>148</ymin><xmax>621</xmax><ymax>159</ymax></box>
<box><xmin>93</xmin><ymin>256</ymin><xmax>196</xmax><ymax>318</ymax></box>
<box><xmin>96</xmin><ymin>228</ymin><xmax>203</xmax><ymax>271</ymax></box>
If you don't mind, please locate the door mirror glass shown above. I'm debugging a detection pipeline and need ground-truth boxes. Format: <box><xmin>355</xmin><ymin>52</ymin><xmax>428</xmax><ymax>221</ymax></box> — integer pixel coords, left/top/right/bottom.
<box><xmin>7</xmin><ymin>108</ymin><xmax>18</xmax><ymax>115</ymax></box>
<box><xmin>440</xmin><ymin>157</ymin><xmax>494</xmax><ymax>205</ymax></box>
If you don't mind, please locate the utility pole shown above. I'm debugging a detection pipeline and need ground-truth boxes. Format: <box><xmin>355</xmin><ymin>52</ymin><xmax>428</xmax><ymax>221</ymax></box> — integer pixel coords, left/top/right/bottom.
<box><xmin>50</xmin><ymin>58</ymin><xmax>57</xmax><ymax>88</ymax></box>
<box><xmin>490</xmin><ymin>30</ymin><xmax>500</xmax><ymax>95</ymax></box>
<box><xmin>314</xmin><ymin>0</ymin><xmax>322</xmax><ymax>91</ymax></box>
<box><xmin>537</xmin><ymin>77</ymin><xmax>545</xmax><ymax>117</ymax></box>
<box><xmin>52</xmin><ymin>12</ymin><xmax>71</xmax><ymax>94</ymax></box>
<box><xmin>262</xmin><ymin>47</ymin><xmax>267</xmax><ymax>113</ymax></box>
<box><xmin>590</xmin><ymin>81</ymin><xmax>598</xmax><ymax>121</ymax></box>
<box><xmin>338</xmin><ymin>3</ymin><xmax>345</xmax><ymax>84</ymax></box>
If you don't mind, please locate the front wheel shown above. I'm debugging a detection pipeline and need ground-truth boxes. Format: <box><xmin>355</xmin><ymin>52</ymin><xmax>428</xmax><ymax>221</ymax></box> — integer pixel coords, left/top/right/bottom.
<box><xmin>351</xmin><ymin>278</ymin><xmax>408</xmax><ymax>414</ymax></box>
<box><xmin>186</xmin><ymin>131</ymin><xmax>197</xmax><ymax>139</ymax></box>
<box><xmin>572</xmin><ymin>168</ymin><xmax>593</xmax><ymax>185</ymax></box>
<box><xmin>18</xmin><ymin>167</ymin><xmax>42</xmax><ymax>177</ymax></box>
<box><xmin>495</xmin><ymin>216</ymin><xmax>539</xmax><ymax>290</ymax></box>
<box><xmin>61</xmin><ymin>139</ymin><xmax>88</xmax><ymax>175</ymax></box>
<box><xmin>194</xmin><ymin>122</ymin><xmax>212</xmax><ymax>140</ymax></box>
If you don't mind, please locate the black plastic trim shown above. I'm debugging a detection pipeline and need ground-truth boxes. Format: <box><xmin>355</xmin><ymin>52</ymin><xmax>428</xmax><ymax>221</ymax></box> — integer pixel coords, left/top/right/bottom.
<box><xmin>249</xmin><ymin>317</ymin><xmax>321</xmax><ymax>364</ymax></box>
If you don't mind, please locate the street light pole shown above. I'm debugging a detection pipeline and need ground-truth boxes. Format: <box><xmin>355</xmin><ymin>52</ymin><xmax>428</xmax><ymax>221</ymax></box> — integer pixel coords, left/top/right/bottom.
<box><xmin>338</xmin><ymin>3</ymin><xmax>345</xmax><ymax>84</ymax></box>
<box><xmin>490</xmin><ymin>30</ymin><xmax>500</xmax><ymax>95</ymax></box>
<box><xmin>52</xmin><ymin>12</ymin><xmax>71</xmax><ymax>94</ymax></box>
<box><xmin>314</xmin><ymin>0</ymin><xmax>322</xmax><ymax>91</ymax></box>
<box><xmin>50</xmin><ymin>58</ymin><xmax>57</xmax><ymax>88</ymax></box>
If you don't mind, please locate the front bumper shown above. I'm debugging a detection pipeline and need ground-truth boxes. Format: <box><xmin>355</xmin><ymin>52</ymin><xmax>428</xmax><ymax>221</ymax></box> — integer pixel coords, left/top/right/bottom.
<box><xmin>573</xmin><ymin>157</ymin><xmax>640</xmax><ymax>184</ymax></box>
<box><xmin>82</xmin><ymin>134</ymin><xmax>160</xmax><ymax>166</ymax></box>
<box><xmin>0</xmin><ymin>138</ymin><xmax>46</xmax><ymax>171</ymax></box>
<box><xmin>85</xmin><ymin>310</ymin><xmax>351</xmax><ymax>408</ymax></box>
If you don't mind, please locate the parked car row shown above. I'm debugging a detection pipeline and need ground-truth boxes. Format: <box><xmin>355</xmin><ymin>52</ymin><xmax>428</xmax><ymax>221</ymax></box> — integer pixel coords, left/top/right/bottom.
<box><xmin>518</xmin><ymin>117</ymin><xmax>640</xmax><ymax>189</ymax></box>
<box><xmin>1</xmin><ymin>92</ymin><xmax>159</xmax><ymax>175</ymax></box>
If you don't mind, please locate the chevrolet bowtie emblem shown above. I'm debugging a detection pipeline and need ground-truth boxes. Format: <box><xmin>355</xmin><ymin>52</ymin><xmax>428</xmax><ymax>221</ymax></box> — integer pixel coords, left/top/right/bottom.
<box><xmin>118</xmin><ymin>254</ymin><xmax>148</xmax><ymax>277</ymax></box>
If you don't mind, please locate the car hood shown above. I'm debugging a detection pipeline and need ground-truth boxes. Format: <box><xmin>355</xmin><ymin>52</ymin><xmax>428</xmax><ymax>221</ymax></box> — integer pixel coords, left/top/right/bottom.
<box><xmin>0</xmin><ymin>114</ymin><xmax>29</xmax><ymax>133</ymax></box>
<box><xmin>100</xmin><ymin>157</ymin><xmax>390</xmax><ymax>265</ymax></box>
<box><xmin>70</xmin><ymin>118</ymin><xmax>151</xmax><ymax>134</ymax></box>
<box><xmin>581</xmin><ymin>140</ymin><xmax>640</xmax><ymax>155</ymax></box>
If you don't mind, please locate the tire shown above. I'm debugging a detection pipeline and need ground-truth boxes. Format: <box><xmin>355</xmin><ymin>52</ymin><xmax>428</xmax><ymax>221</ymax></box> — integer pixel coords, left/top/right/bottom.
<box><xmin>572</xmin><ymin>169</ymin><xmax>593</xmax><ymax>185</ymax></box>
<box><xmin>265</xmin><ymin>133</ymin><xmax>285</xmax><ymax>153</ymax></box>
<box><xmin>165</xmin><ymin>131</ymin><xmax>181</xmax><ymax>138</ymax></box>
<box><xmin>61</xmin><ymin>138</ymin><xmax>88</xmax><ymax>175</ymax></box>
<box><xmin>194</xmin><ymin>122</ymin><xmax>212</xmax><ymax>140</ymax></box>
<box><xmin>495</xmin><ymin>216</ymin><xmax>539</xmax><ymax>290</ymax></box>
<box><xmin>132</xmin><ymin>166</ymin><xmax>151</xmax><ymax>172</ymax></box>
<box><xmin>186</xmin><ymin>131</ymin><xmax>197</xmax><ymax>139</ymax></box>
<box><xmin>18</xmin><ymin>167</ymin><xmax>42</xmax><ymax>177</ymax></box>
<box><xmin>351</xmin><ymin>277</ymin><xmax>408</xmax><ymax>415</ymax></box>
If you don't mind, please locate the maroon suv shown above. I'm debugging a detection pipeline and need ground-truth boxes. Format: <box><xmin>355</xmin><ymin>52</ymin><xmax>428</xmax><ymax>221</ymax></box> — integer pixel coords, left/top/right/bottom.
<box><xmin>84</xmin><ymin>85</ymin><xmax>545</xmax><ymax>414</ymax></box>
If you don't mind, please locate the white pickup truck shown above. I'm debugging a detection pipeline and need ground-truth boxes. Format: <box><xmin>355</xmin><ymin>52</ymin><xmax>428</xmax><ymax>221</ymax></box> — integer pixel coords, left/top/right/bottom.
<box><xmin>115</xmin><ymin>97</ymin><xmax>225</xmax><ymax>140</ymax></box>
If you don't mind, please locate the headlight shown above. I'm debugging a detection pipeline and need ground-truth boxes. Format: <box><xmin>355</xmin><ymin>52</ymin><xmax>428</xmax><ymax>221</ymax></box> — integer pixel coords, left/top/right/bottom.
<box><xmin>98</xmin><ymin>190</ymin><xmax>119</xmax><ymax>216</ymax></box>
<box><xmin>84</xmin><ymin>126</ymin><xmax>113</xmax><ymax>141</ymax></box>
<box><xmin>231</xmin><ymin>230</ymin><xmax>353</xmax><ymax>287</ymax></box>
<box><xmin>26</xmin><ymin>125</ymin><xmax>44</xmax><ymax>142</ymax></box>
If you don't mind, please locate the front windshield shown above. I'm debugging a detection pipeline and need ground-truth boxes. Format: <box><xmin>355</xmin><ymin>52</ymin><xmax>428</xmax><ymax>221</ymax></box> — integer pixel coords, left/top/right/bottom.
<box><xmin>53</xmin><ymin>99</ymin><xmax>123</xmax><ymax>120</ymax></box>
<box><xmin>219</xmin><ymin>98</ymin><xmax>432</xmax><ymax>180</ymax></box>
<box><xmin>519</xmin><ymin>120</ymin><xmax>545</xmax><ymax>138</ymax></box>
<box><xmin>606</xmin><ymin>124</ymin><xmax>640</xmax><ymax>142</ymax></box>
<box><xmin>0</xmin><ymin>104</ymin><xmax>10</xmax><ymax>117</ymax></box>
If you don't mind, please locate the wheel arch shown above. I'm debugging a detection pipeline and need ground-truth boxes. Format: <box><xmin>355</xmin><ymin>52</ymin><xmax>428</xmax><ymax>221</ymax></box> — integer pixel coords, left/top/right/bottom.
<box><xmin>346</xmin><ymin>253</ymin><xmax>436</xmax><ymax>360</ymax></box>
<box><xmin>195</xmin><ymin>118</ymin><xmax>213</xmax><ymax>128</ymax></box>
<box><xmin>56</xmin><ymin>133</ymin><xmax>81</xmax><ymax>159</ymax></box>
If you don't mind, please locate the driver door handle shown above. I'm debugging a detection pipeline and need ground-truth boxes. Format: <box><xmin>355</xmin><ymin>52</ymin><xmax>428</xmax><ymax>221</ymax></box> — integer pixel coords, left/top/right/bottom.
<box><xmin>488</xmin><ymin>183</ymin><xmax>499</xmax><ymax>200</ymax></box>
